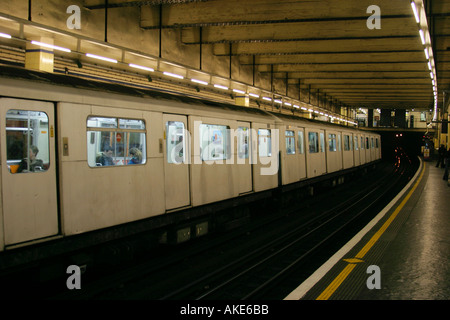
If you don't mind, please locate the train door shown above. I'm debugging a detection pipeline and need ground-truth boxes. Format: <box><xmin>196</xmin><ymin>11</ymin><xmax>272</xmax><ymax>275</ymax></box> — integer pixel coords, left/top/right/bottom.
<box><xmin>0</xmin><ymin>98</ymin><xmax>59</xmax><ymax>245</ymax></box>
<box><xmin>163</xmin><ymin>114</ymin><xmax>190</xmax><ymax>210</ymax></box>
<box><xmin>237</xmin><ymin>121</ymin><xmax>252</xmax><ymax>194</ymax></box>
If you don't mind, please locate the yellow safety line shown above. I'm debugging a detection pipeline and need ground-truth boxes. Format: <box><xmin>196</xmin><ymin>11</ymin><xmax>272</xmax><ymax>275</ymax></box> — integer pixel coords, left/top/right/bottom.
<box><xmin>316</xmin><ymin>162</ymin><xmax>426</xmax><ymax>300</ymax></box>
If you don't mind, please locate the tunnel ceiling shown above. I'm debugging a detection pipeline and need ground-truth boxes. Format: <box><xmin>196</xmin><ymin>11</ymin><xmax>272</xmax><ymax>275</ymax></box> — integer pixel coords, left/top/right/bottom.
<box><xmin>82</xmin><ymin>0</ymin><xmax>450</xmax><ymax>110</ymax></box>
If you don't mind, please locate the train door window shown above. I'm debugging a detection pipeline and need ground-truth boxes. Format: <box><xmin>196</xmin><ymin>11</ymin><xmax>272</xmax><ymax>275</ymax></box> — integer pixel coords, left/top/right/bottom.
<box><xmin>354</xmin><ymin>136</ymin><xmax>359</xmax><ymax>150</ymax></box>
<box><xmin>344</xmin><ymin>135</ymin><xmax>351</xmax><ymax>151</ymax></box>
<box><xmin>297</xmin><ymin>131</ymin><xmax>304</xmax><ymax>154</ymax></box>
<box><xmin>308</xmin><ymin>132</ymin><xmax>319</xmax><ymax>153</ymax></box>
<box><xmin>237</xmin><ymin>126</ymin><xmax>250</xmax><ymax>159</ymax></box>
<box><xmin>87</xmin><ymin>116</ymin><xmax>146</xmax><ymax>167</ymax></box>
<box><xmin>361</xmin><ymin>137</ymin><xmax>364</xmax><ymax>150</ymax></box>
<box><xmin>166</xmin><ymin>121</ymin><xmax>186</xmax><ymax>164</ymax></box>
<box><xmin>320</xmin><ymin>133</ymin><xmax>325</xmax><ymax>153</ymax></box>
<box><xmin>337</xmin><ymin>134</ymin><xmax>341</xmax><ymax>151</ymax></box>
<box><xmin>6</xmin><ymin>109</ymin><xmax>50</xmax><ymax>173</ymax></box>
<box><xmin>328</xmin><ymin>134</ymin><xmax>337</xmax><ymax>152</ymax></box>
<box><xmin>376</xmin><ymin>138</ymin><xmax>379</xmax><ymax>148</ymax></box>
<box><xmin>285</xmin><ymin>130</ymin><xmax>295</xmax><ymax>154</ymax></box>
<box><xmin>200</xmin><ymin>124</ymin><xmax>230</xmax><ymax>161</ymax></box>
<box><xmin>258</xmin><ymin>129</ymin><xmax>271</xmax><ymax>157</ymax></box>
<box><xmin>365</xmin><ymin>137</ymin><xmax>370</xmax><ymax>149</ymax></box>
<box><xmin>371</xmin><ymin>137</ymin><xmax>374</xmax><ymax>148</ymax></box>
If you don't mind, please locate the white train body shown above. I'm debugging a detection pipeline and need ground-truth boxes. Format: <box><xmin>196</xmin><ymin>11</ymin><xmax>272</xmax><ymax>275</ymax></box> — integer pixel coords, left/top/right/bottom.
<box><xmin>0</xmin><ymin>70</ymin><xmax>381</xmax><ymax>251</ymax></box>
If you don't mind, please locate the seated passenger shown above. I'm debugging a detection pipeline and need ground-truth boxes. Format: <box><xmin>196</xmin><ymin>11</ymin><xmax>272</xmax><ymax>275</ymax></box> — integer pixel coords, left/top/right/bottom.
<box><xmin>129</xmin><ymin>147</ymin><xmax>142</xmax><ymax>164</ymax></box>
<box><xmin>17</xmin><ymin>145</ymin><xmax>44</xmax><ymax>173</ymax></box>
<box><xmin>97</xmin><ymin>146</ymin><xmax>115</xmax><ymax>166</ymax></box>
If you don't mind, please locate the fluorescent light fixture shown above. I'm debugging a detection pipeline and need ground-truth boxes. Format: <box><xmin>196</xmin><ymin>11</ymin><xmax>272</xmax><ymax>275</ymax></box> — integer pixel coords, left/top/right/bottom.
<box><xmin>163</xmin><ymin>72</ymin><xmax>184</xmax><ymax>79</ymax></box>
<box><xmin>432</xmin><ymin>79</ymin><xmax>435</xmax><ymax>86</ymax></box>
<box><xmin>411</xmin><ymin>1</ymin><xmax>420</xmax><ymax>23</ymax></box>
<box><xmin>428</xmin><ymin>62</ymin><xmax>432</xmax><ymax>70</ymax></box>
<box><xmin>262</xmin><ymin>97</ymin><xmax>272</xmax><ymax>101</ymax></box>
<box><xmin>86</xmin><ymin>53</ymin><xmax>117</xmax><ymax>63</ymax></box>
<box><xmin>294</xmin><ymin>105</ymin><xmax>300</xmax><ymax>109</ymax></box>
<box><xmin>424</xmin><ymin>48</ymin><xmax>429</xmax><ymax>59</ymax></box>
<box><xmin>274</xmin><ymin>99</ymin><xmax>282</xmax><ymax>104</ymax></box>
<box><xmin>249</xmin><ymin>93</ymin><xmax>259</xmax><ymax>98</ymax></box>
<box><xmin>419</xmin><ymin>29</ymin><xmax>425</xmax><ymax>45</ymax></box>
<box><xmin>284</xmin><ymin>102</ymin><xmax>292</xmax><ymax>106</ymax></box>
<box><xmin>129</xmin><ymin>63</ymin><xmax>154</xmax><ymax>72</ymax></box>
<box><xmin>214</xmin><ymin>84</ymin><xmax>228</xmax><ymax>90</ymax></box>
<box><xmin>191</xmin><ymin>78</ymin><xmax>208</xmax><ymax>85</ymax></box>
<box><xmin>430</xmin><ymin>72</ymin><xmax>434</xmax><ymax>79</ymax></box>
<box><xmin>308</xmin><ymin>109</ymin><xmax>313</xmax><ymax>112</ymax></box>
<box><xmin>31</xmin><ymin>40</ymin><xmax>71</xmax><ymax>52</ymax></box>
<box><xmin>319</xmin><ymin>112</ymin><xmax>324</xmax><ymax>115</ymax></box>
<box><xmin>233</xmin><ymin>89</ymin><xmax>245</xmax><ymax>94</ymax></box>
<box><xmin>0</xmin><ymin>32</ymin><xmax>12</xmax><ymax>39</ymax></box>
<box><xmin>314</xmin><ymin>110</ymin><xmax>319</xmax><ymax>114</ymax></box>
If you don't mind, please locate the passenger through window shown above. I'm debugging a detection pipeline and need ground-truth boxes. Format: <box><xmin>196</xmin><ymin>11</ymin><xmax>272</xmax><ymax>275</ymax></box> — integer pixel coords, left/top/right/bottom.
<box><xmin>6</xmin><ymin>109</ymin><xmax>49</xmax><ymax>173</ymax></box>
<box><xmin>87</xmin><ymin>116</ymin><xmax>146</xmax><ymax>167</ymax></box>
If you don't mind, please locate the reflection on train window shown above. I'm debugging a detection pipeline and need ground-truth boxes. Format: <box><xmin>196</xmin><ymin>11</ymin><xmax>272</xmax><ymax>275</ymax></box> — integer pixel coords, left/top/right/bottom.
<box><xmin>308</xmin><ymin>132</ymin><xmax>319</xmax><ymax>153</ymax></box>
<box><xmin>328</xmin><ymin>134</ymin><xmax>337</xmax><ymax>152</ymax></box>
<box><xmin>200</xmin><ymin>124</ymin><xmax>230</xmax><ymax>161</ymax></box>
<box><xmin>87</xmin><ymin>116</ymin><xmax>146</xmax><ymax>167</ymax></box>
<box><xmin>237</xmin><ymin>126</ymin><xmax>250</xmax><ymax>159</ymax></box>
<box><xmin>166</xmin><ymin>121</ymin><xmax>186</xmax><ymax>164</ymax></box>
<box><xmin>366</xmin><ymin>137</ymin><xmax>370</xmax><ymax>149</ymax></box>
<box><xmin>344</xmin><ymin>135</ymin><xmax>351</xmax><ymax>151</ymax></box>
<box><xmin>258</xmin><ymin>129</ymin><xmax>271</xmax><ymax>157</ymax></box>
<box><xmin>285</xmin><ymin>131</ymin><xmax>295</xmax><ymax>155</ymax></box>
<box><xmin>6</xmin><ymin>109</ymin><xmax>49</xmax><ymax>173</ymax></box>
<box><xmin>320</xmin><ymin>133</ymin><xmax>325</xmax><ymax>153</ymax></box>
<box><xmin>297</xmin><ymin>131</ymin><xmax>304</xmax><ymax>154</ymax></box>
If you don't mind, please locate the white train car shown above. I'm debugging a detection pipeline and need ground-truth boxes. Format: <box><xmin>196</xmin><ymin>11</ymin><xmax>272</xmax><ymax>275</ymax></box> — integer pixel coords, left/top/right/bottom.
<box><xmin>0</xmin><ymin>66</ymin><xmax>381</xmax><ymax>254</ymax></box>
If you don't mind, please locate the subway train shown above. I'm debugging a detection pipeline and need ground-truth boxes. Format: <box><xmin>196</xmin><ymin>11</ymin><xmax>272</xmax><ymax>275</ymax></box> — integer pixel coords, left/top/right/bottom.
<box><xmin>0</xmin><ymin>66</ymin><xmax>381</xmax><ymax>256</ymax></box>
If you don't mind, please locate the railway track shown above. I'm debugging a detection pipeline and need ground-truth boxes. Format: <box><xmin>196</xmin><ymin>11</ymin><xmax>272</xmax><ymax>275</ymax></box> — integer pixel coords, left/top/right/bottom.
<box><xmin>22</xmin><ymin>156</ymin><xmax>416</xmax><ymax>300</ymax></box>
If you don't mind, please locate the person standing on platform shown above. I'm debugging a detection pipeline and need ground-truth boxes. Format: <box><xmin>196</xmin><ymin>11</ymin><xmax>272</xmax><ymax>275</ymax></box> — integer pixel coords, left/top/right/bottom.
<box><xmin>436</xmin><ymin>144</ymin><xmax>446</xmax><ymax>168</ymax></box>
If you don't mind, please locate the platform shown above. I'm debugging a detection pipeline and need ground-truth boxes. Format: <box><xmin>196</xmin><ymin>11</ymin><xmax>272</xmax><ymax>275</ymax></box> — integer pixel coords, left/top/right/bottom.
<box><xmin>285</xmin><ymin>158</ymin><xmax>450</xmax><ymax>300</ymax></box>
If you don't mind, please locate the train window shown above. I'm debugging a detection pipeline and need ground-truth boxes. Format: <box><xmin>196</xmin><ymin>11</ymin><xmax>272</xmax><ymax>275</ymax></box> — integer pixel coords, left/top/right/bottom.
<box><xmin>297</xmin><ymin>131</ymin><xmax>304</xmax><ymax>154</ymax></box>
<box><xmin>200</xmin><ymin>124</ymin><xmax>230</xmax><ymax>161</ymax></box>
<box><xmin>328</xmin><ymin>134</ymin><xmax>337</xmax><ymax>152</ymax></box>
<box><xmin>344</xmin><ymin>135</ymin><xmax>351</xmax><ymax>151</ymax></box>
<box><xmin>87</xmin><ymin>116</ymin><xmax>146</xmax><ymax>167</ymax></box>
<box><xmin>320</xmin><ymin>133</ymin><xmax>325</xmax><ymax>153</ymax></box>
<box><xmin>365</xmin><ymin>137</ymin><xmax>369</xmax><ymax>149</ymax></box>
<box><xmin>237</xmin><ymin>126</ymin><xmax>250</xmax><ymax>159</ymax></box>
<box><xmin>376</xmin><ymin>138</ymin><xmax>379</xmax><ymax>148</ymax></box>
<box><xmin>371</xmin><ymin>137</ymin><xmax>374</xmax><ymax>148</ymax></box>
<box><xmin>285</xmin><ymin>131</ymin><xmax>295</xmax><ymax>155</ymax></box>
<box><xmin>166</xmin><ymin>121</ymin><xmax>186</xmax><ymax>164</ymax></box>
<box><xmin>337</xmin><ymin>134</ymin><xmax>341</xmax><ymax>152</ymax></box>
<box><xmin>354</xmin><ymin>136</ymin><xmax>359</xmax><ymax>150</ymax></box>
<box><xmin>258</xmin><ymin>129</ymin><xmax>272</xmax><ymax>157</ymax></box>
<box><xmin>361</xmin><ymin>137</ymin><xmax>364</xmax><ymax>149</ymax></box>
<box><xmin>308</xmin><ymin>132</ymin><xmax>319</xmax><ymax>153</ymax></box>
<box><xmin>6</xmin><ymin>110</ymin><xmax>50</xmax><ymax>173</ymax></box>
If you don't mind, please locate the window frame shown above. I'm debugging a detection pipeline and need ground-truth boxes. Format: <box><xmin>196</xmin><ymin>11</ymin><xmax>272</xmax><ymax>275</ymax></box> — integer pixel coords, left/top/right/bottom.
<box><xmin>86</xmin><ymin>115</ymin><xmax>147</xmax><ymax>168</ymax></box>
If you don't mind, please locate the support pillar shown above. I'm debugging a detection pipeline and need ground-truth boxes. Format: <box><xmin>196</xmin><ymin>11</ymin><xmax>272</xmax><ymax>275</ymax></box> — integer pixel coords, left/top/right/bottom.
<box><xmin>368</xmin><ymin>109</ymin><xmax>374</xmax><ymax>128</ymax></box>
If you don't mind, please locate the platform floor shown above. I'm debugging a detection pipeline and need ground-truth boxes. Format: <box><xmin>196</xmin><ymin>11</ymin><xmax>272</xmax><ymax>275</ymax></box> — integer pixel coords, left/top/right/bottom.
<box><xmin>285</xmin><ymin>158</ymin><xmax>450</xmax><ymax>300</ymax></box>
